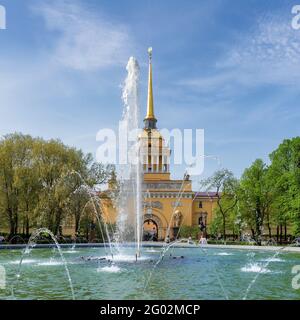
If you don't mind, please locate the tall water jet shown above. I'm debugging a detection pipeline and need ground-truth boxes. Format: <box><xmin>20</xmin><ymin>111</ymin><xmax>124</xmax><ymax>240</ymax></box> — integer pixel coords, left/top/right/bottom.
<box><xmin>116</xmin><ymin>57</ymin><xmax>142</xmax><ymax>257</ymax></box>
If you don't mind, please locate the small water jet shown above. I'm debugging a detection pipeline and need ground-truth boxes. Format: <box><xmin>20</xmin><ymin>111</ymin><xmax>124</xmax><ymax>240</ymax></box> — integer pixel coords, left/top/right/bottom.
<box><xmin>13</xmin><ymin>228</ymin><xmax>75</xmax><ymax>300</ymax></box>
<box><xmin>241</xmin><ymin>240</ymin><xmax>300</xmax><ymax>300</ymax></box>
<box><xmin>61</xmin><ymin>171</ymin><xmax>116</xmax><ymax>259</ymax></box>
<box><xmin>241</xmin><ymin>263</ymin><xmax>271</xmax><ymax>274</ymax></box>
<box><xmin>97</xmin><ymin>265</ymin><xmax>121</xmax><ymax>273</ymax></box>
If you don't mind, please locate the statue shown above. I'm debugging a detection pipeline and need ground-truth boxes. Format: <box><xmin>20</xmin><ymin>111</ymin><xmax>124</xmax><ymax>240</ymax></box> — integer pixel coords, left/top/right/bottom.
<box><xmin>174</xmin><ymin>210</ymin><xmax>182</xmax><ymax>228</ymax></box>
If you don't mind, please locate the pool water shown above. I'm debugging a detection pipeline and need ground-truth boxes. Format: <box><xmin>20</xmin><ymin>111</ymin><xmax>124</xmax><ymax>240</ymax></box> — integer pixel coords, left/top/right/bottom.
<box><xmin>0</xmin><ymin>246</ymin><xmax>300</xmax><ymax>300</ymax></box>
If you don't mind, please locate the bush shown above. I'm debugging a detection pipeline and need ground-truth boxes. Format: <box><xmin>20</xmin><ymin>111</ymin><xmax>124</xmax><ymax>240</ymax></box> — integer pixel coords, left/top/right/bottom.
<box><xmin>178</xmin><ymin>225</ymin><xmax>199</xmax><ymax>240</ymax></box>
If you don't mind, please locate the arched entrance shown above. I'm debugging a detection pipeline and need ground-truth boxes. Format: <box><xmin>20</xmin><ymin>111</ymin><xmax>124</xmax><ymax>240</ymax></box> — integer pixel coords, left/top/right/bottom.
<box><xmin>143</xmin><ymin>213</ymin><xmax>164</xmax><ymax>241</ymax></box>
<box><xmin>143</xmin><ymin>219</ymin><xmax>158</xmax><ymax>241</ymax></box>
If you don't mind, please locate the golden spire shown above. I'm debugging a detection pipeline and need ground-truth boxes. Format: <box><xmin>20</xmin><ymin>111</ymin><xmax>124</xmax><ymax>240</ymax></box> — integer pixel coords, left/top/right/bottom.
<box><xmin>145</xmin><ymin>47</ymin><xmax>155</xmax><ymax>120</ymax></box>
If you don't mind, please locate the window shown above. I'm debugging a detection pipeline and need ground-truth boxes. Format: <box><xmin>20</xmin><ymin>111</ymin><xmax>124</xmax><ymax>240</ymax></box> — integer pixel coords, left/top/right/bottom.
<box><xmin>198</xmin><ymin>201</ymin><xmax>203</xmax><ymax>208</ymax></box>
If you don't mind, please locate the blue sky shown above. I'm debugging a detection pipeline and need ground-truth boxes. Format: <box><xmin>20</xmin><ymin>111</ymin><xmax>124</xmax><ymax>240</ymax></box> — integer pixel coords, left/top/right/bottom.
<box><xmin>0</xmin><ymin>0</ymin><xmax>300</xmax><ymax>183</ymax></box>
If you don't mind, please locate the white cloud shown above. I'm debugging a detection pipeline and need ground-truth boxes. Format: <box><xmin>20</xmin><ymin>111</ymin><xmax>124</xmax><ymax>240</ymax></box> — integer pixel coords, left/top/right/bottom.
<box><xmin>0</xmin><ymin>0</ymin><xmax>136</xmax><ymax>153</ymax></box>
<box><xmin>224</xmin><ymin>16</ymin><xmax>300</xmax><ymax>67</ymax></box>
<box><xmin>179</xmin><ymin>14</ymin><xmax>300</xmax><ymax>92</ymax></box>
<box><xmin>33</xmin><ymin>0</ymin><xmax>135</xmax><ymax>71</ymax></box>
<box><xmin>222</xmin><ymin>15</ymin><xmax>300</xmax><ymax>85</ymax></box>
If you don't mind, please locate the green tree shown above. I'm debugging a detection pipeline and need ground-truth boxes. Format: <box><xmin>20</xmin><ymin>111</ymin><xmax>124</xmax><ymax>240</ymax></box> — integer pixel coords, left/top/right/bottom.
<box><xmin>269</xmin><ymin>137</ymin><xmax>300</xmax><ymax>238</ymax></box>
<box><xmin>0</xmin><ymin>133</ymin><xmax>113</xmax><ymax>239</ymax></box>
<box><xmin>33</xmin><ymin>139</ymin><xmax>90</xmax><ymax>235</ymax></box>
<box><xmin>179</xmin><ymin>225</ymin><xmax>199</xmax><ymax>240</ymax></box>
<box><xmin>239</xmin><ymin>159</ymin><xmax>273</xmax><ymax>245</ymax></box>
<box><xmin>202</xmin><ymin>169</ymin><xmax>238</xmax><ymax>240</ymax></box>
<box><xmin>0</xmin><ymin>133</ymin><xmax>36</xmax><ymax>237</ymax></box>
<box><xmin>207</xmin><ymin>213</ymin><xmax>222</xmax><ymax>239</ymax></box>
<box><xmin>15</xmin><ymin>157</ymin><xmax>40</xmax><ymax>236</ymax></box>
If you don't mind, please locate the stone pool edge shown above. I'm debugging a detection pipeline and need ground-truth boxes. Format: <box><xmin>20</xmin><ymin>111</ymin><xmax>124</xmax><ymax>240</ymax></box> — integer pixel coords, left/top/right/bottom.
<box><xmin>1</xmin><ymin>242</ymin><xmax>300</xmax><ymax>253</ymax></box>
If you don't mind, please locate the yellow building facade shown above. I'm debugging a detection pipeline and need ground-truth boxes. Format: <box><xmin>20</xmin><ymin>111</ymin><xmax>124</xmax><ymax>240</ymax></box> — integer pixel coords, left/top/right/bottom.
<box><xmin>101</xmin><ymin>49</ymin><xmax>218</xmax><ymax>241</ymax></box>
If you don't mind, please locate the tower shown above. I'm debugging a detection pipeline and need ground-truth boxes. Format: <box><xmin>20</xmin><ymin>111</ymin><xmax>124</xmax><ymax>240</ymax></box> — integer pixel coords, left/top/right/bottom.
<box><xmin>140</xmin><ymin>48</ymin><xmax>171</xmax><ymax>179</ymax></box>
<box><xmin>98</xmin><ymin>47</ymin><xmax>218</xmax><ymax>242</ymax></box>
<box><xmin>143</xmin><ymin>47</ymin><xmax>157</xmax><ymax>130</ymax></box>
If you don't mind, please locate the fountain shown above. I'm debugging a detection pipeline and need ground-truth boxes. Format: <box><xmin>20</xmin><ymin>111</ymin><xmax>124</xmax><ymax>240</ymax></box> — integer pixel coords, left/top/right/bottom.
<box><xmin>115</xmin><ymin>56</ymin><xmax>143</xmax><ymax>259</ymax></box>
<box><xmin>1</xmin><ymin>51</ymin><xmax>300</xmax><ymax>301</ymax></box>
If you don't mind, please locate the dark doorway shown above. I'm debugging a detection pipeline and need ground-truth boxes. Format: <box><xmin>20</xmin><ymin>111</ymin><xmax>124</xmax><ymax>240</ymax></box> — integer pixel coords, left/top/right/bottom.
<box><xmin>143</xmin><ymin>219</ymin><xmax>158</xmax><ymax>241</ymax></box>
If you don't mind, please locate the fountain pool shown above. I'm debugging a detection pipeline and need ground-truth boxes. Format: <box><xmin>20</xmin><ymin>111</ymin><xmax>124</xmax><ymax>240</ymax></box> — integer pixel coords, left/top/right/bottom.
<box><xmin>1</xmin><ymin>246</ymin><xmax>300</xmax><ymax>300</ymax></box>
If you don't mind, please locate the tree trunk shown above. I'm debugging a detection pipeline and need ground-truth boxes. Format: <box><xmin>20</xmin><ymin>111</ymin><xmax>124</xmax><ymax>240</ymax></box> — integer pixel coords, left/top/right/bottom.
<box><xmin>267</xmin><ymin>222</ymin><xmax>272</xmax><ymax>239</ymax></box>
<box><xmin>25</xmin><ymin>202</ymin><xmax>30</xmax><ymax>237</ymax></box>
<box><xmin>22</xmin><ymin>218</ymin><xmax>25</xmax><ymax>235</ymax></box>
<box><xmin>9</xmin><ymin>223</ymin><xmax>15</xmax><ymax>240</ymax></box>
<box><xmin>14</xmin><ymin>207</ymin><xmax>19</xmax><ymax>235</ymax></box>
<box><xmin>8</xmin><ymin>209</ymin><xmax>15</xmax><ymax>239</ymax></box>
<box><xmin>280</xmin><ymin>224</ymin><xmax>283</xmax><ymax>244</ymax></box>
<box><xmin>222</xmin><ymin>216</ymin><xmax>226</xmax><ymax>242</ymax></box>
<box><xmin>255</xmin><ymin>200</ymin><xmax>262</xmax><ymax>246</ymax></box>
<box><xmin>25</xmin><ymin>215</ymin><xmax>30</xmax><ymax>237</ymax></box>
<box><xmin>284</xmin><ymin>223</ymin><xmax>287</xmax><ymax>242</ymax></box>
<box><xmin>255</xmin><ymin>219</ymin><xmax>262</xmax><ymax>245</ymax></box>
<box><xmin>85</xmin><ymin>227</ymin><xmax>89</xmax><ymax>241</ymax></box>
<box><xmin>75</xmin><ymin>214</ymin><xmax>80</xmax><ymax>236</ymax></box>
<box><xmin>54</xmin><ymin>207</ymin><xmax>63</xmax><ymax>236</ymax></box>
<box><xmin>256</xmin><ymin>232</ymin><xmax>262</xmax><ymax>246</ymax></box>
